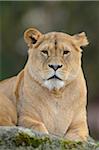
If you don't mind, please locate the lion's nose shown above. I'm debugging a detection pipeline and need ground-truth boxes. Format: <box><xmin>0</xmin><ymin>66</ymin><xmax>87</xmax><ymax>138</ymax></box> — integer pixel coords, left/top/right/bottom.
<box><xmin>48</xmin><ymin>64</ymin><xmax>63</xmax><ymax>71</ymax></box>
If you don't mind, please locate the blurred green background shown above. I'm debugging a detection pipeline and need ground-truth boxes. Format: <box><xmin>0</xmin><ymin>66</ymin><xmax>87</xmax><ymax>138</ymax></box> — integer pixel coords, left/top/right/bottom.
<box><xmin>0</xmin><ymin>1</ymin><xmax>99</xmax><ymax>140</ymax></box>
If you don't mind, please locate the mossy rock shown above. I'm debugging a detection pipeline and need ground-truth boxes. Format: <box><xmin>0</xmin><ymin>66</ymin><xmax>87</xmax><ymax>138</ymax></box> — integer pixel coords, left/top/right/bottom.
<box><xmin>0</xmin><ymin>126</ymin><xmax>98</xmax><ymax>150</ymax></box>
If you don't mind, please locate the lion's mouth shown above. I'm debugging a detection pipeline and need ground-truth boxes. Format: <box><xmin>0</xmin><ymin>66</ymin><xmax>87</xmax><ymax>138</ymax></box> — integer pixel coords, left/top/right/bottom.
<box><xmin>48</xmin><ymin>75</ymin><xmax>62</xmax><ymax>81</ymax></box>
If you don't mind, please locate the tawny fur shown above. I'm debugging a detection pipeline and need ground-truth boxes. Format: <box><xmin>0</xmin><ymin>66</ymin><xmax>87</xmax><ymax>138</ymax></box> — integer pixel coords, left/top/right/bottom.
<box><xmin>0</xmin><ymin>28</ymin><xmax>89</xmax><ymax>141</ymax></box>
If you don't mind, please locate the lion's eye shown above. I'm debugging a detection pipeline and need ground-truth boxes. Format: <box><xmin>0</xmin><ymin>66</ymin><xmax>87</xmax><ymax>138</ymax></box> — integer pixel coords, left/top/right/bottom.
<box><xmin>41</xmin><ymin>50</ymin><xmax>48</xmax><ymax>55</ymax></box>
<box><xmin>63</xmin><ymin>50</ymin><xmax>70</xmax><ymax>55</ymax></box>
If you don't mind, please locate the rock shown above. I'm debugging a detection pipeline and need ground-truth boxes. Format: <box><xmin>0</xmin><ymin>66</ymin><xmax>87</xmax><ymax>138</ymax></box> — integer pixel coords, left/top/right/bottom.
<box><xmin>0</xmin><ymin>126</ymin><xmax>98</xmax><ymax>150</ymax></box>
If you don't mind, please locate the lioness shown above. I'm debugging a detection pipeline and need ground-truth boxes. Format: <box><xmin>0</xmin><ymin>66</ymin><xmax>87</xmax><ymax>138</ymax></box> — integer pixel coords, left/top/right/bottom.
<box><xmin>0</xmin><ymin>28</ymin><xmax>89</xmax><ymax>141</ymax></box>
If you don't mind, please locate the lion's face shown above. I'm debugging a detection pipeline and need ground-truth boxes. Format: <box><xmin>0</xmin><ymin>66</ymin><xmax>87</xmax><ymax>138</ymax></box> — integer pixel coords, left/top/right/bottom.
<box><xmin>24</xmin><ymin>28</ymin><xmax>88</xmax><ymax>90</ymax></box>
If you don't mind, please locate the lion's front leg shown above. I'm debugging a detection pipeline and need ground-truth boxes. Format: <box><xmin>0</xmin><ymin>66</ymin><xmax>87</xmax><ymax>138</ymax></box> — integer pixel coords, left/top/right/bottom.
<box><xmin>18</xmin><ymin>116</ymin><xmax>49</xmax><ymax>134</ymax></box>
<box><xmin>64</xmin><ymin>121</ymin><xmax>88</xmax><ymax>141</ymax></box>
<box><xmin>0</xmin><ymin>92</ymin><xmax>17</xmax><ymax>126</ymax></box>
<box><xmin>64</xmin><ymin>107</ymin><xmax>89</xmax><ymax>141</ymax></box>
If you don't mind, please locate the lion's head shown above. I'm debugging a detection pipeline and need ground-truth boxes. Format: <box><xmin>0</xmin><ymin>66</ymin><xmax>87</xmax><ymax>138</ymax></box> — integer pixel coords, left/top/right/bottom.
<box><xmin>24</xmin><ymin>28</ymin><xmax>89</xmax><ymax>90</ymax></box>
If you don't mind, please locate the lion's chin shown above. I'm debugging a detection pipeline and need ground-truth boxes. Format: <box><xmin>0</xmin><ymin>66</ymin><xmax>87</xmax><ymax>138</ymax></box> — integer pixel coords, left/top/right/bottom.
<box><xmin>43</xmin><ymin>79</ymin><xmax>64</xmax><ymax>90</ymax></box>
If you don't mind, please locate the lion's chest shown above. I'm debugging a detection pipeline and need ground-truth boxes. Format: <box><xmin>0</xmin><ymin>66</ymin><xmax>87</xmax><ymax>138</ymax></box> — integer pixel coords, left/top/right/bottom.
<box><xmin>41</xmin><ymin>98</ymin><xmax>73</xmax><ymax>136</ymax></box>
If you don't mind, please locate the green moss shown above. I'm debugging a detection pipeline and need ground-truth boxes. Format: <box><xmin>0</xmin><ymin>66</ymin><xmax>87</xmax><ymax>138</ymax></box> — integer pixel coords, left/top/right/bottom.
<box><xmin>13</xmin><ymin>132</ymin><xmax>99</xmax><ymax>149</ymax></box>
<box><xmin>14</xmin><ymin>132</ymin><xmax>51</xmax><ymax>148</ymax></box>
<box><xmin>0</xmin><ymin>139</ymin><xmax>3</xmax><ymax>145</ymax></box>
<box><xmin>0</xmin><ymin>139</ymin><xmax>2</xmax><ymax>144</ymax></box>
<box><xmin>59</xmin><ymin>140</ymin><xmax>83</xmax><ymax>149</ymax></box>
<box><xmin>96</xmin><ymin>142</ymin><xmax>99</xmax><ymax>148</ymax></box>
<box><xmin>14</xmin><ymin>133</ymin><xmax>97</xmax><ymax>150</ymax></box>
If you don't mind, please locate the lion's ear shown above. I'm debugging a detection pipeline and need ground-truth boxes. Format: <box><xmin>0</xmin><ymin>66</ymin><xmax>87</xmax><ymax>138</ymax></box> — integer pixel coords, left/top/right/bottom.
<box><xmin>24</xmin><ymin>28</ymin><xmax>42</xmax><ymax>47</ymax></box>
<box><xmin>72</xmin><ymin>32</ymin><xmax>89</xmax><ymax>47</ymax></box>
